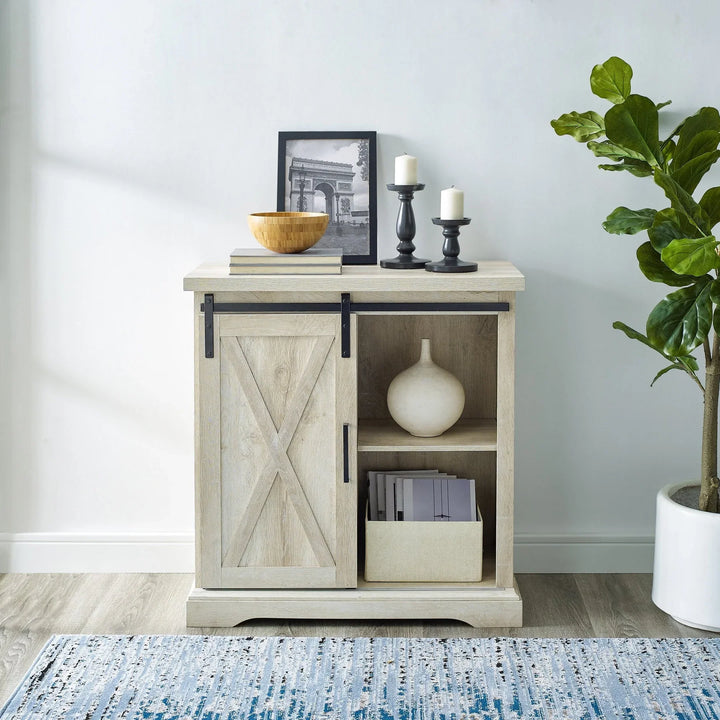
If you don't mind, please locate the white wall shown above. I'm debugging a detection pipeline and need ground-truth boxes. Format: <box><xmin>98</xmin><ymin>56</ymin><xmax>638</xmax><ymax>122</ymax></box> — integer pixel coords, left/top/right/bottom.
<box><xmin>2</xmin><ymin>0</ymin><xmax>718</xmax><ymax>572</ymax></box>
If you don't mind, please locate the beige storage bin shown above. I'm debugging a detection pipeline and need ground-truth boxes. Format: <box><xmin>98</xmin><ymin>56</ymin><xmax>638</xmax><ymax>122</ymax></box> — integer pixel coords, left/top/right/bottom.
<box><xmin>364</xmin><ymin>503</ymin><xmax>483</xmax><ymax>582</ymax></box>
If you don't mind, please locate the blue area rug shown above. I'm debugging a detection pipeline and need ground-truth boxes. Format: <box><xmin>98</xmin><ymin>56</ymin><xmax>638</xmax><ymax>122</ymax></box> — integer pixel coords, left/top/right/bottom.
<box><xmin>2</xmin><ymin>635</ymin><xmax>720</xmax><ymax>718</ymax></box>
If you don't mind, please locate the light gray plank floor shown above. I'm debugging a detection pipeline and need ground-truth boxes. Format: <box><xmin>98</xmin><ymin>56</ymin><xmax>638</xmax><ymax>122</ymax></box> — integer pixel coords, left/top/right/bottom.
<box><xmin>0</xmin><ymin>573</ymin><xmax>714</xmax><ymax>706</ymax></box>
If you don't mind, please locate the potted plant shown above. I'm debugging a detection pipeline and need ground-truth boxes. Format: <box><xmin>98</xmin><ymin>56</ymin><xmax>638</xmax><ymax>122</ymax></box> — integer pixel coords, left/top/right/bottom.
<box><xmin>552</xmin><ymin>56</ymin><xmax>720</xmax><ymax>631</ymax></box>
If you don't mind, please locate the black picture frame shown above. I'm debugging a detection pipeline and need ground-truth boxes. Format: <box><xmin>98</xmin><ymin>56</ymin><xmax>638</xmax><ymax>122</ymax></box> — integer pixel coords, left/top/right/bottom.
<box><xmin>277</xmin><ymin>131</ymin><xmax>377</xmax><ymax>265</ymax></box>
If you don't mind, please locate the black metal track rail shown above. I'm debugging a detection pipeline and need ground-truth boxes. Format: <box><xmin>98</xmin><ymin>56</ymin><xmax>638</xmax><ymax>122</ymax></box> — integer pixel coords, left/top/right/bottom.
<box><xmin>201</xmin><ymin>293</ymin><xmax>509</xmax><ymax>358</ymax></box>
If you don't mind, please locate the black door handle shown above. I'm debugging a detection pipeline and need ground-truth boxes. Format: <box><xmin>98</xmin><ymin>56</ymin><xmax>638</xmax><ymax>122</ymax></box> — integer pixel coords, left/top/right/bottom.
<box><xmin>343</xmin><ymin>423</ymin><xmax>350</xmax><ymax>484</ymax></box>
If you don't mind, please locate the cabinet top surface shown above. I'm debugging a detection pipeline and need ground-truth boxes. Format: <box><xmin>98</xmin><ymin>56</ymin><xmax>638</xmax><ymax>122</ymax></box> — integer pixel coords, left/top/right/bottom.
<box><xmin>184</xmin><ymin>261</ymin><xmax>525</xmax><ymax>293</ymax></box>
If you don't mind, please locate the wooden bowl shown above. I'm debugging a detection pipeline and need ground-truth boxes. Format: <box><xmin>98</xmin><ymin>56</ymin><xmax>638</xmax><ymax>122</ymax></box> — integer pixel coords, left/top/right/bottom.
<box><xmin>247</xmin><ymin>212</ymin><xmax>329</xmax><ymax>253</ymax></box>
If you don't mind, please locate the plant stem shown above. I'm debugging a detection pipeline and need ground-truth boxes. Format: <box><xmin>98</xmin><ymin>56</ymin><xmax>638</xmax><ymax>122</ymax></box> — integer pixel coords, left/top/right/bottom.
<box><xmin>700</xmin><ymin>331</ymin><xmax>720</xmax><ymax>513</ymax></box>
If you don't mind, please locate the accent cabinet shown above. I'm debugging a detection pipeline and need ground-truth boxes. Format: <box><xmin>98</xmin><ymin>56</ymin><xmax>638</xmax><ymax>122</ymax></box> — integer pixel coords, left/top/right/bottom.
<box><xmin>184</xmin><ymin>263</ymin><xmax>524</xmax><ymax>628</ymax></box>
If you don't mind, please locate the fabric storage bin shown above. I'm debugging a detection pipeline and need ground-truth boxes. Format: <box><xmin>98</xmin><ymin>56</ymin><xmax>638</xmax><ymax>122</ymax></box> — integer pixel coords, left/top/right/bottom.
<box><xmin>364</xmin><ymin>503</ymin><xmax>483</xmax><ymax>582</ymax></box>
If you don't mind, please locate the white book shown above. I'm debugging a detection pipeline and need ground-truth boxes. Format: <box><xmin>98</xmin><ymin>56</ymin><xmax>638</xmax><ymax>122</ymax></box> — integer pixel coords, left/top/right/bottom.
<box><xmin>372</xmin><ymin>470</ymin><xmax>440</xmax><ymax>521</ymax></box>
<box><xmin>385</xmin><ymin>476</ymin><xmax>397</xmax><ymax>522</ymax></box>
<box><xmin>367</xmin><ymin>471</ymin><xmax>378</xmax><ymax>521</ymax></box>
<box><xmin>229</xmin><ymin>247</ymin><xmax>342</xmax><ymax>264</ymax></box>
<box><xmin>385</xmin><ymin>470</ymin><xmax>444</xmax><ymax>521</ymax></box>
<box><xmin>445</xmin><ymin>478</ymin><xmax>476</xmax><ymax>522</ymax></box>
<box><xmin>438</xmin><ymin>477</ymin><xmax>449</xmax><ymax>521</ymax></box>
<box><xmin>386</xmin><ymin>471</ymin><xmax>450</xmax><ymax>521</ymax></box>
<box><xmin>367</xmin><ymin>470</ymin><xmax>402</xmax><ymax>521</ymax></box>
<box><xmin>375</xmin><ymin>472</ymin><xmax>387</xmax><ymax>521</ymax></box>
<box><xmin>403</xmin><ymin>476</ymin><xmax>456</xmax><ymax>521</ymax></box>
<box><xmin>402</xmin><ymin>476</ymin><xmax>475</xmax><ymax>521</ymax></box>
<box><xmin>403</xmin><ymin>476</ymin><xmax>437</xmax><ymax>522</ymax></box>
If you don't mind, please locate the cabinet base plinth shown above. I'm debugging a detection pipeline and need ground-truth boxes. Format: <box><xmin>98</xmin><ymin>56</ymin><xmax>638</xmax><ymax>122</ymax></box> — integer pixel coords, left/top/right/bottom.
<box><xmin>186</xmin><ymin>581</ymin><xmax>522</xmax><ymax>628</ymax></box>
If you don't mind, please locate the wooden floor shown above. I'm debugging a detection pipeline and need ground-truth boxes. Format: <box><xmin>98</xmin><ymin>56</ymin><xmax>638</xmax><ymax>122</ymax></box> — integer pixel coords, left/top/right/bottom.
<box><xmin>0</xmin><ymin>573</ymin><xmax>715</xmax><ymax>705</ymax></box>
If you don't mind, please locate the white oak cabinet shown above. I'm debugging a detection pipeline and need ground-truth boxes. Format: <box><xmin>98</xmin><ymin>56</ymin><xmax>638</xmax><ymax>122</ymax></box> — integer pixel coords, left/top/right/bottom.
<box><xmin>184</xmin><ymin>263</ymin><xmax>524</xmax><ymax>627</ymax></box>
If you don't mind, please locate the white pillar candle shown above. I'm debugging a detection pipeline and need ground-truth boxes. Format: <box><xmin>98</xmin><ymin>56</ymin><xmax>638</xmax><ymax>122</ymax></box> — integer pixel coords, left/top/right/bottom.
<box><xmin>440</xmin><ymin>186</ymin><xmax>464</xmax><ymax>220</ymax></box>
<box><xmin>394</xmin><ymin>154</ymin><xmax>417</xmax><ymax>185</ymax></box>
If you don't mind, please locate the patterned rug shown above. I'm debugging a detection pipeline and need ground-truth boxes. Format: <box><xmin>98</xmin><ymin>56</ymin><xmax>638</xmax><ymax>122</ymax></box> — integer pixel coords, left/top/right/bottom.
<box><xmin>2</xmin><ymin>635</ymin><xmax>720</xmax><ymax>718</ymax></box>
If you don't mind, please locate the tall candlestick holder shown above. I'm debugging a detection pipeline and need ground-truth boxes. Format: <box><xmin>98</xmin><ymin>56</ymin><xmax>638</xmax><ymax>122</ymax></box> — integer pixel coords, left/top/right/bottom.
<box><xmin>426</xmin><ymin>218</ymin><xmax>478</xmax><ymax>273</ymax></box>
<box><xmin>380</xmin><ymin>183</ymin><xmax>429</xmax><ymax>269</ymax></box>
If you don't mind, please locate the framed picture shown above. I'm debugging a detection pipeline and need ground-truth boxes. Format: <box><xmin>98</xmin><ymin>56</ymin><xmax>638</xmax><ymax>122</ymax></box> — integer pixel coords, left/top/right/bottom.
<box><xmin>277</xmin><ymin>131</ymin><xmax>377</xmax><ymax>265</ymax></box>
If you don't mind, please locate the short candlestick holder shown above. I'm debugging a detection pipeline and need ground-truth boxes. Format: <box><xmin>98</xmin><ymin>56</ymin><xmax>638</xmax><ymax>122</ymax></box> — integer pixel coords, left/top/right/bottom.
<box><xmin>426</xmin><ymin>218</ymin><xmax>478</xmax><ymax>273</ymax></box>
<box><xmin>380</xmin><ymin>183</ymin><xmax>430</xmax><ymax>269</ymax></box>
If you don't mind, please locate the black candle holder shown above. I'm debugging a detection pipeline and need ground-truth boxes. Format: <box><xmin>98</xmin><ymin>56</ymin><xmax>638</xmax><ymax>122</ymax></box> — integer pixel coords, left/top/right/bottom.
<box><xmin>380</xmin><ymin>183</ymin><xmax>429</xmax><ymax>269</ymax></box>
<box><xmin>426</xmin><ymin>218</ymin><xmax>478</xmax><ymax>273</ymax></box>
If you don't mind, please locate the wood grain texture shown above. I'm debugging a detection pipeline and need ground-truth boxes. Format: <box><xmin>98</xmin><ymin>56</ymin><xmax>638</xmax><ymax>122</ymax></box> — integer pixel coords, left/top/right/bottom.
<box><xmin>190</xmin><ymin>275</ymin><xmax>519</xmax><ymax>624</ymax></box>
<box><xmin>202</xmin><ymin>313</ymin><xmax>354</xmax><ymax>589</ymax></box>
<box><xmin>335</xmin><ymin>313</ymin><xmax>358</xmax><ymax>588</ymax></box>
<box><xmin>186</xmin><ymin>583</ymin><xmax>522</xmax><ymax>628</ymax></box>
<box><xmin>222</xmin><ymin>333</ymin><xmax>334</xmax><ymax>569</ymax></box>
<box><xmin>516</xmin><ymin>575</ymin><xmax>594</xmax><ymax>637</ymax></box>
<box><xmin>1</xmin><ymin>572</ymin><xmax>713</xmax><ymax>706</ymax></box>
<box><xmin>196</xmin><ymin>308</ymin><xmax>222</xmax><ymax>588</ymax></box>
<box><xmin>574</xmin><ymin>573</ymin><xmax>712</xmax><ymax>638</ymax></box>
<box><xmin>357</xmin><ymin>314</ymin><xmax>497</xmax><ymax>421</ymax></box>
<box><xmin>358</xmin><ymin>419</ymin><xmax>497</xmax><ymax>452</ymax></box>
<box><xmin>184</xmin><ymin>262</ymin><xmax>526</xmax><ymax>293</ymax></box>
<box><xmin>208</xmin><ymin>290</ymin><xmax>502</xmax><ymax>305</ymax></box>
<box><xmin>495</xmin><ymin>291</ymin><xmax>516</xmax><ymax>589</ymax></box>
<box><xmin>247</xmin><ymin>211</ymin><xmax>328</xmax><ymax>254</ymax></box>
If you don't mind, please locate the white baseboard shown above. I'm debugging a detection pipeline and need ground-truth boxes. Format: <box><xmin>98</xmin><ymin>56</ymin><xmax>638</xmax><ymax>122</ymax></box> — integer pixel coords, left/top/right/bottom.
<box><xmin>0</xmin><ymin>532</ymin><xmax>195</xmax><ymax>573</ymax></box>
<box><xmin>0</xmin><ymin>532</ymin><xmax>654</xmax><ymax>574</ymax></box>
<box><xmin>514</xmin><ymin>534</ymin><xmax>655</xmax><ymax>573</ymax></box>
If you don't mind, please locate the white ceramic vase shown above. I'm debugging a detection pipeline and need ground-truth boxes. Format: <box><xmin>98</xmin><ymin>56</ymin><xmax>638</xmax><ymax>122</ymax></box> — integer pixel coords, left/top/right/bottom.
<box><xmin>387</xmin><ymin>338</ymin><xmax>465</xmax><ymax>437</ymax></box>
<box><xmin>652</xmin><ymin>482</ymin><xmax>720</xmax><ymax>632</ymax></box>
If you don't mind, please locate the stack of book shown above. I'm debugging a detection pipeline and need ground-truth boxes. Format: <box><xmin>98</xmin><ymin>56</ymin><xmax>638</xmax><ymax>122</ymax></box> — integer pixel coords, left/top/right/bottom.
<box><xmin>229</xmin><ymin>247</ymin><xmax>342</xmax><ymax>275</ymax></box>
<box><xmin>367</xmin><ymin>469</ymin><xmax>477</xmax><ymax>522</ymax></box>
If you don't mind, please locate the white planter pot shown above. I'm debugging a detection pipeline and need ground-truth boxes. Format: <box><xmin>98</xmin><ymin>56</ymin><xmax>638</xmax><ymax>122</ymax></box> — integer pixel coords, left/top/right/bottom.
<box><xmin>652</xmin><ymin>482</ymin><xmax>720</xmax><ymax>632</ymax></box>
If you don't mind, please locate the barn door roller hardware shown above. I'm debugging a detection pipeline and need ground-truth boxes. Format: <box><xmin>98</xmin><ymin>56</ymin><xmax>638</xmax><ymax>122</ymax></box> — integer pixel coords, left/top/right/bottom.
<box><xmin>201</xmin><ymin>292</ymin><xmax>509</xmax><ymax>359</ymax></box>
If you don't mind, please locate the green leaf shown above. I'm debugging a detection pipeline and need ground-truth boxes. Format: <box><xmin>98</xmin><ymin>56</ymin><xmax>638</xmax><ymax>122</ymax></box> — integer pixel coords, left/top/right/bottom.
<box><xmin>714</xmin><ymin>306</ymin><xmax>720</xmax><ymax>336</ymax></box>
<box><xmin>637</xmin><ymin>241</ymin><xmax>697</xmax><ymax>286</ymax></box>
<box><xmin>656</xmin><ymin>100</ymin><xmax>672</xmax><ymax>110</ymax></box>
<box><xmin>672</xmin><ymin>150</ymin><xmax>720</xmax><ymax>195</ymax></box>
<box><xmin>674</xmin><ymin>108</ymin><xmax>720</xmax><ymax>156</ymax></box>
<box><xmin>651</xmin><ymin>364</ymin><xmax>682</xmax><ymax>386</ymax></box>
<box><xmin>598</xmin><ymin>159</ymin><xmax>654</xmax><ymax>177</ymax></box>
<box><xmin>667</xmin><ymin>118</ymin><xmax>687</xmax><ymax>143</ymax></box>
<box><xmin>710</xmin><ymin>278</ymin><xmax>720</xmax><ymax>305</ymax></box>
<box><xmin>605</xmin><ymin>95</ymin><xmax>663</xmax><ymax>166</ymax></box>
<box><xmin>678</xmin><ymin>355</ymin><xmax>700</xmax><ymax>372</ymax></box>
<box><xmin>654</xmin><ymin>170</ymin><xmax>709</xmax><ymax>232</ymax></box>
<box><xmin>670</xmin><ymin>108</ymin><xmax>720</xmax><ymax>193</ymax></box>
<box><xmin>551</xmin><ymin>111</ymin><xmax>605</xmax><ymax>142</ymax></box>
<box><xmin>603</xmin><ymin>206</ymin><xmax>656</xmax><ymax>234</ymax></box>
<box><xmin>699</xmin><ymin>187</ymin><xmax>720</xmax><ymax>229</ymax></box>
<box><xmin>650</xmin><ymin>356</ymin><xmax>700</xmax><ymax>385</ymax></box>
<box><xmin>614</xmin><ymin>322</ymin><xmax>701</xmax><ymax>387</ymax></box>
<box><xmin>661</xmin><ymin>236</ymin><xmax>719</xmax><ymax>276</ymax></box>
<box><xmin>590</xmin><ymin>57</ymin><xmax>632</xmax><ymax>104</ymax></box>
<box><xmin>674</xmin><ymin>128</ymin><xmax>720</xmax><ymax>170</ymax></box>
<box><xmin>646</xmin><ymin>276</ymin><xmax>713</xmax><ymax>355</ymax></box>
<box><xmin>587</xmin><ymin>140</ymin><xmax>649</xmax><ymax>163</ymax></box>
<box><xmin>613</xmin><ymin>321</ymin><xmax>665</xmax><ymax>353</ymax></box>
<box><xmin>648</xmin><ymin>208</ymin><xmax>700</xmax><ymax>251</ymax></box>
<box><xmin>661</xmin><ymin>138</ymin><xmax>676</xmax><ymax>166</ymax></box>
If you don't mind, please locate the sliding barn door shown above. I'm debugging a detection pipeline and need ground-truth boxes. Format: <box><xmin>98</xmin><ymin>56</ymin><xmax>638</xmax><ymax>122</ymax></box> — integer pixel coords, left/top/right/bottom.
<box><xmin>197</xmin><ymin>313</ymin><xmax>356</xmax><ymax>589</ymax></box>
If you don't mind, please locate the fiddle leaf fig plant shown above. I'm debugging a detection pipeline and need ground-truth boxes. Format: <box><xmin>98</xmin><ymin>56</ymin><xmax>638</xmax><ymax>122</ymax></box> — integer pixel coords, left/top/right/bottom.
<box><xmin>552</xmin><ymin>56</ymin><xmax>720</xmax><ymax>513</ymax></box>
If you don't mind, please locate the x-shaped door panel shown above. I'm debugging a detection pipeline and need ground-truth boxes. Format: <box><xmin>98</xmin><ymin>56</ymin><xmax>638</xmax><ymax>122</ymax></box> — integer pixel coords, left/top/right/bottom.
<box><xmin>222</xmin><ymin>334</ymin><xmax>335</xmax><ymax>568</ymax></box>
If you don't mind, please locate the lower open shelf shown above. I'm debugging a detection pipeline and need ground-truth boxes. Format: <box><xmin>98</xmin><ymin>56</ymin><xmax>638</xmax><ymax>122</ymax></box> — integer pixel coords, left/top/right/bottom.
<box><xmin>186</xmin><ymin>574</ymin><xmax>522</xmax><ymax>629</ymax></box>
